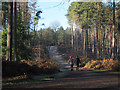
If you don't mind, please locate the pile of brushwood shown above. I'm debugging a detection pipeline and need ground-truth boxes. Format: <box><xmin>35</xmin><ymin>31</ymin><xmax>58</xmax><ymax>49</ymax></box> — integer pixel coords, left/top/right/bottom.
<box><xmin>83</xmin><ymin>59</ymin><xmax>120</xmax><ymax>71</ymax></box>
<box><xmin>2</xmin><ymin>59</ymin><xmax>60</xmax><ymax>78</ymax></box>
<box><xmin>57</xmin><ymin>45</ymin><xmax>120</xmax><ymax>72</ymax></box>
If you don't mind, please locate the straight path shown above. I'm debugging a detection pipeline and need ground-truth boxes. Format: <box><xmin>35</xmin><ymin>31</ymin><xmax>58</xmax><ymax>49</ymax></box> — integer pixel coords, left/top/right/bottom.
<box><xmin>4</xmin><ymin>46</ymin><xmax>119</xmax><ymax>88</ymax></box>
<box><xmin>48</xmin><ymin>46</ymin><xmax>71</xmax><ymax>71</ymax></box>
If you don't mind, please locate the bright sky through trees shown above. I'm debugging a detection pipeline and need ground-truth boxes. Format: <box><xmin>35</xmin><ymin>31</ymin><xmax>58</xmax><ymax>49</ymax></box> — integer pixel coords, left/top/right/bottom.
<box><xmin>37</xmin><ymin>2</ymin><xmax>71</xmax><ymax>30</ymax></box>
<box><xmin>35</xmin><ymin>0</ymin><xmax>116</xmax><ymax>30</ymax></box>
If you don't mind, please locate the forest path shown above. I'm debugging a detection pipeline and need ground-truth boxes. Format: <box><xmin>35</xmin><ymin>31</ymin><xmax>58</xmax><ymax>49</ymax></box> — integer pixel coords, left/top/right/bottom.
<box><xmin>48</xmin><ymin>46</ymin><xmax>71</xmax><ymax>71</ymax></box>
<box><xmin>4</xmin><ymin>46</ymin><xmax>119</xmax><ymax>88</ymax></box>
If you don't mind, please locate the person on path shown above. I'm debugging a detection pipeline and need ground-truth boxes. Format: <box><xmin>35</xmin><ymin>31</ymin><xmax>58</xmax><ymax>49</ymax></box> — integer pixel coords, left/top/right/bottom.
<box><xmin>76</xmin><ymin>56</ymin><xmax>81</xmax><ymax>70</ymax></box>
<box><xmin>68</xmin><ymin>56</ymin><xmax>74</xmax><ymax>71</ymax></box>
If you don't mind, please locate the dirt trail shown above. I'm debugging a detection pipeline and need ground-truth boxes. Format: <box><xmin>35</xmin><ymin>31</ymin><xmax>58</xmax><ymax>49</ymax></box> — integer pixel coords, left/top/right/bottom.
<box><xmin>48</xmin><ymin>46</ymin><xmax>71</xmax><ymax>71</ymax></box>
<box><xmin>4</xmin><ymin>46</ymin><xmax>119</xmax><ymax>88</ymax></box>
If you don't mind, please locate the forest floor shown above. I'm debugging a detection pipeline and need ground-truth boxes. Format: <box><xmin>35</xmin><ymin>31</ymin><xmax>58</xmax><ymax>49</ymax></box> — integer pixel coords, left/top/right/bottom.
<box><xmin>2</xmin><ymin>46</ymin><xmax>120</xmax><ymax>89</ymax></box>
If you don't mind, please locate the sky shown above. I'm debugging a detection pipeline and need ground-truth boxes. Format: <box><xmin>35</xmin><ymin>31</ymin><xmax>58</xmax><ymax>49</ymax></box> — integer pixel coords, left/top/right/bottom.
<box><xmin>35</xmin><ymin>0</ymin><xmax>108</xmax><ymax>30</ymax></box>
<box><xmin>36</xmin><ymin>1</ymin><xmax>71</xmax><ymax>30</ymax></box>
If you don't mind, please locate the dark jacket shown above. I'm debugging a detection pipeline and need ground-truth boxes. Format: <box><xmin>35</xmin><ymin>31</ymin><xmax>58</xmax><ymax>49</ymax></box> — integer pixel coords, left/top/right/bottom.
<box><xmin>76</xmin><ymin>57</ymin><xmax>80</xmax><ymax>66</ymax></box>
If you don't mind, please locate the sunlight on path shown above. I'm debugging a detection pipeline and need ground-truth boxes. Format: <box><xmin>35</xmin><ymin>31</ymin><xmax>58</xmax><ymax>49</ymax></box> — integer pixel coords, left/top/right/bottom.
<box><xmin>48</xmin><ymin>46</ymin><xmax>71</xmax><ymax>71</ymax></box>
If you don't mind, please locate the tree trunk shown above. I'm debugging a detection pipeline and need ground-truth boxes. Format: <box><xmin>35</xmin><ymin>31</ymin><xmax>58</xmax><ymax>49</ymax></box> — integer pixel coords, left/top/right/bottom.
<box><xmin>13</xmin><ymin>1</ymin><xmax>17</xmax><ymax>61</ymax></box>
<box><xmin>96</xmin><ymin>2</ymin><xmax>99</xmax><ymax>59</ymax></box>
<box><xmin>112</xmin><ymin>1</ymin><xmax>116</xmax><ymax>59</ymax></box>
<box><xmin>85</xmin><ymin>29</ymin><xmax>88</xmax><ymax>57</ymax></box>
<box><xmin>92</xmin><ymin>28</ymin><xmax>94</xmax><ymax>54</ymax></box>
<box><xmin>2</xmin><ymin>9</ymin><xmax>4</xmax><ymax>29</ymax></box>
<box><xmin>85</xmin><ymin>10</ymin><xmax>88</xmax><ymax>57</ymax></box>
<box><xmin>71</xmin><ymin>24</ymin><xmax>74</xmax><ymax>48</ymax></box>
<box><xmin>6</xmin><ymin>2</ymin><xmax>13</xmax><ymax>61</ymax></box>
<box><xmin>94</xmin><ymin>28</ymin><xmax>96</xmax><ymax>59</ymax></box>
<box><xmin>83</xmin><ymin>29</ymin><xmax>86</xmax><ymax>57</ymax></box>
